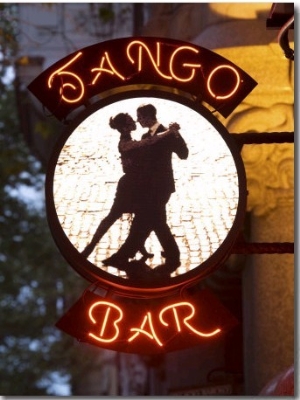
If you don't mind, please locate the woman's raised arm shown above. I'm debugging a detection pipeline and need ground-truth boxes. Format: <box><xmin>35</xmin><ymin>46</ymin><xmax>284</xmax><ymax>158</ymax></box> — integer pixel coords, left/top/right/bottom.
<box><xmin>120</xmin><ymin>123</ymin><xmax>181</xmax><ymax>152</ymax></box>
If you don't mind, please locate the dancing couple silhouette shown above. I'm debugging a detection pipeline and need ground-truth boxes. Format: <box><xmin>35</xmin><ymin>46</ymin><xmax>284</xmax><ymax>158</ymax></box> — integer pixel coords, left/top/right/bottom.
<box><xmin>82</xmin><ymin>103</ymin><xmax>189</xmax><ymax>280</ymax></box>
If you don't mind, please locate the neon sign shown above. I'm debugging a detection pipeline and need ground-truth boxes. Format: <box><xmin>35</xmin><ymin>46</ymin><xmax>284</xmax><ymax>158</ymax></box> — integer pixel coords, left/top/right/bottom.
<box><xmin>88</xmin><ymin>301</ymin><xmax>221</xmax><ymax>346</ymax></box>
<box><xmin>56</xmin><ymin>288</ymin><xmax>238</xmax><ymax>354</ymax></box>
<box><xmin>28</xmin><ymin>37</ymin><xmax>254</xmax><ymax>353</ymax></box>
<box><xmin>28</xmin><ymin>36</ymin><xmax>257</xmax><ymax>120</ymax></box>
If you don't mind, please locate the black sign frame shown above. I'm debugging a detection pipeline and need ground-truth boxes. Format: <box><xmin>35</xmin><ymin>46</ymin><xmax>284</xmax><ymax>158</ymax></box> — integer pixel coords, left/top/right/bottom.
<box><xmin>45</xmin><ymin>89</ymin><xmax>247</xmax><ymax>296</ymax></box>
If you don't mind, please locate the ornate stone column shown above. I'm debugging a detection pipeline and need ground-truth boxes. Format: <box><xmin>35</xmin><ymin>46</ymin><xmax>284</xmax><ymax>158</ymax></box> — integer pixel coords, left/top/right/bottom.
<box><xmin>227</xmin><ymin>106</ymin><xmax>294</xmax><ymax>395</ymax></box>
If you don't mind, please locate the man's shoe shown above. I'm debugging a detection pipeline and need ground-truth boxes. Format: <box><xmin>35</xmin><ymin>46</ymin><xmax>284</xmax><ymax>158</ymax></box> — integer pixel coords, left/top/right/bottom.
<box><xmin>102</xmin><ymin>254</ymin><xmax>129</xmax><ymax>267</ymax></box>
<box><xmin>141</xmin><ymin>250</ymin><xmax>154</xmax><ymax>259</ymax></box>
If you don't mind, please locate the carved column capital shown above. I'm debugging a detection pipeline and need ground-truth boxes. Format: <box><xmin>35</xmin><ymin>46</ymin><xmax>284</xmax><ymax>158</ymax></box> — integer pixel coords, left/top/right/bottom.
<box><xmin>227</xmin><ymin>104</ymin><xmax>294</xmax><ymax>216</ymax></box>
<box><xmin>242</xmin><ymin>141</ymin><xmax>294</xmax><ymax>216</ymax></box>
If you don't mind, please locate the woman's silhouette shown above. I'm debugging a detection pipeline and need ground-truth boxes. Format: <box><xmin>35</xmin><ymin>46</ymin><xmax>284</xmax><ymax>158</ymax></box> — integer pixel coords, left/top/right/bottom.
<box><xmin>81</xmin><ymin>112</ymin><xmax>178</xmax><ymax>259</ymax></box>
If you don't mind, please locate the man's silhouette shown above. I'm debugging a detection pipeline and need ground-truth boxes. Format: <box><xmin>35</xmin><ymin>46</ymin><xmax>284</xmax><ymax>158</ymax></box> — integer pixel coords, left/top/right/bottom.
<box><xmin>81</xmin><ymin>112</ymin><xmax>176</xmax><ymax>260</ymax></box>
<box><xmin>103</xmin><ymin>104</ymin><xmax>189</xmax><ymax>275</ymax></box>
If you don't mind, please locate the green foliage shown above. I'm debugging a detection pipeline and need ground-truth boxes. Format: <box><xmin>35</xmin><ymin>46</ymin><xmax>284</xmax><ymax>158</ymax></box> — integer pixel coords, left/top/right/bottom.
<box><xmin>0</xmin><ymin>188</ymin><xmax>88</xmax><ymax>395</ymax></box>
<box><xmin>0</xmin><ymin>4</ymin><xmax>129</xmax><ymax>395</ymax></box>
<box><xmin>34</xmin><ymin>119</ymin><xmax>58</xmax><ymax>140</ymax></box>
<box><xmin>98</xmin><ymin>6</ymin><xmax>115</xmax><ymax>24</ymax></box>
<box><xmin>0</xmin><ymin>79</ymin><xmax>87</xmax><ymax>395</ymax></box>
<box><xmin>0</xmin><ymin>4</ymin><xmax>18</xmax><ymax>80</ymax></box>
<box><xmin>0</xmin><ymin>6</ymin><xmax>92</xmax><ymax>395</ymax></box>
<box><xmin>0</xmin><ymin>90</ymin><xmax>43</xmax><ymax>189</ymax></box>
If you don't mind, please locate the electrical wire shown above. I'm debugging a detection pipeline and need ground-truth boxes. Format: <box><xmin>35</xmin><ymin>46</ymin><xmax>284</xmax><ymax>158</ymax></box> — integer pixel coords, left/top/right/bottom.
<box><xmin>278</xmin><ymin>15</ymin><xmax>294</xmax><ymax>60</ymax></box>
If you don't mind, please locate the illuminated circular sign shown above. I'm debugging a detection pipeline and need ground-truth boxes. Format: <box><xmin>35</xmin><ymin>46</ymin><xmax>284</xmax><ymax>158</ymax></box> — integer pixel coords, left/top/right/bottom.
<box><xmin>46</xmin><ymin>91</ymin><xmax>246</xmax><ymax>295</ymax></box>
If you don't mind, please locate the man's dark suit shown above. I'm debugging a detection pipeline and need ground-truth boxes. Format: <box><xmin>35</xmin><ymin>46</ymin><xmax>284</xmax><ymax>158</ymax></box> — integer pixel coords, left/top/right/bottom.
<box><xmin>113</xmin><ymin>123</ymin><xmax>189</xmax><ymax>265</ymax></box>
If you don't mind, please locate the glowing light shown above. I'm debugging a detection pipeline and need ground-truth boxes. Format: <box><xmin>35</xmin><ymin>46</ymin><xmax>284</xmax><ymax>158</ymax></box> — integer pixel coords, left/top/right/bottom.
<box><xmin>91</xmin><ymin>52</ymin><xmax>125</xmax><ymax>85</ymax></box>
<box><xmin>86</xmin><ymin>299</ymin><xmax>220</xmax><ymax>347</ymax></box>
<box><xmin>159</xmin><ymin>302</ymin><xmax>221</xmax><ymax>337</ymax></box>
<box><xmin>128</xmin><ymin>312</ymin><xmax>163</xmax><ymax>346</ymax></box>
<box><xmin>207</xmin><ymin>65</ymin><xmax>241</xmax><ymax>100</ymax></box>
<box><xmin>30</xmin><ymin>37</ymin><xmax>257</xmax><ymax>121</ymax></box>
<box><xmin>127</xmin><ymin>40</ymin><xmax>172</xmax><ymax>80</ymax></box>
<box><xmin>169</xmin><ymin>46</ymin><xmax>201</xmax><ymax>82</ymax></box>
<box><xmin>88</xmin><ymin>301</ymin><xmax>123</xmax><ymax>343</ymax></box>
<box><xmin>48</xmin><ymin>52</ymin><xmax>85</xmax><ymax>103</ymax></box>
